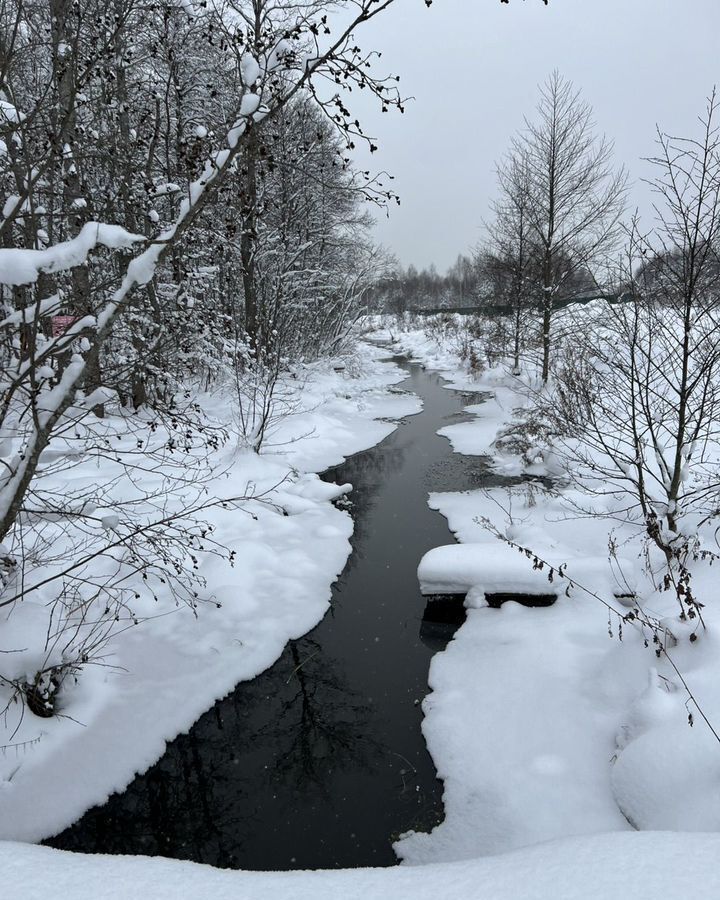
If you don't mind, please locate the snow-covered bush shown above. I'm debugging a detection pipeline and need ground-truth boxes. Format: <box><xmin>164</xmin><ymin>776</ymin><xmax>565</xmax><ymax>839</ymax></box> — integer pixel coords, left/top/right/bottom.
<box><xmin>484</xmin><ymin>93</ymin><xmax>720</xmax><ymax>611</ymax></box>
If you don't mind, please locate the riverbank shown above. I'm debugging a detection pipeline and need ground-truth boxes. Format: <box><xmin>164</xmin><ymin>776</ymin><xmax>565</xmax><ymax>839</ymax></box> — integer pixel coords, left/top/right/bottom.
<box><xmin>46</xmin><ymin>359</ymin><xmax>495</xmax><ymax>869</ymax></box>
<box><xmin>378</xmin><ymin>313</ymin><xmax>720</xmax><ymax>864</ymax></box>
<box><xmin>0</xmin><ymin>340</ymin><xmax>420</xmax><ymax>843</ymax></box>
<box><xmin>3</xmin><ymin>321</ymin><xmax>720</xmax><ymax>894</ymax></box>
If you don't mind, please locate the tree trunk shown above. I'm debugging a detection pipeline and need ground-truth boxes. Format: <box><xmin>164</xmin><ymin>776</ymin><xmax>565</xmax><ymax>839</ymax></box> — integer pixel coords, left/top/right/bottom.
<box><xmin>541</xmin><ymin>251</ymin><xmax>552</xmax><ymax>382</ymax></box>
<box><xmin>241</xmin><ymin>127</ymin><xmax>259</xmax><ymax>349</ymax></box>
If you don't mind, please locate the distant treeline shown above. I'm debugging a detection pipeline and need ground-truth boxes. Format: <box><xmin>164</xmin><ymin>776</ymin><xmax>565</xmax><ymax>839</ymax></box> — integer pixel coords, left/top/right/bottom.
<box><xmin>367</xmin><ymin>253</ymin><xmax>602</xmax><ymax>315</ymax></box>
<box><xmin>405</xmin><ymin>294</ymin><xmax>632</xmax><ymax>317</ymax></box>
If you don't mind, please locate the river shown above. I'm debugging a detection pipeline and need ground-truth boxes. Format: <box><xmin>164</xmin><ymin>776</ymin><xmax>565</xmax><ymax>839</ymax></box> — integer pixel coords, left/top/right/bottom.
<box><xmin>47</xmin><ymin>358</ymin><xmax>513</xmax><ymax>870</ymax></box>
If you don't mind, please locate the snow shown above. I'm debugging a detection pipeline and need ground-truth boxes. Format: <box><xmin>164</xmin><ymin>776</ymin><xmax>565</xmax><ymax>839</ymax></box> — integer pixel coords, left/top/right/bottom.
<box><xmin>0</xmin><ymin>98</ymin><xmax>24</xmax><ymax>124</ymax></box>
<box><xmin>0</xmin><ymin>292</ymin><xmax>62</xmax><ymax>328</ymax></box>
<box><xmin>396</xmin><ymin>595</ymin><xmax>641</xmax><ymax>862</ymax></box>
<box><xmin>3</xmin><ymin>194</ymin><xmax>21</xmax><ymax>218</ymax></box>
<box><xmin>609</xmin><ymin>626</ymin><xmax>720</xmax><ymax>831</ymax></box>
<box><xmin>266</xmin><ymin>39</ymin><xmax>292</xmax><ymax>73</ymax></box>
<box><xmin>612</xmin><ymin>704</ymin><xmax>720</xmax><ymax>830</ymax></box>
<box><xmin>173</xmin><ymin>0</ymin><xmax>196</xmax><ymax>15</ymax></box>
<box><xmin>0</xmin><ymin>223</ymin><xmax>145</xmax><ymax>286</ymax></box>
<box><xmin>227</xmin><ymin>116</ymin><xmax>247</xmax><ymax>148</ymax></box>
<box><xmin>418</xmin><ymin>534</ymin><xmax>637</xmax><ymax>604</ymax></box>
<box><xmin>240</xmin><ymin>92</ymin><xmax>261</xmax><ymax>117</ymax></box>
<box><xmin>240</xmin><ymin>53</ymin><xmax>261</xmax><ymax>88</ymax></box>
<box><xmin>2</xmin><ymin>832</ymin><xmax>720</xmax><ymax>899</ymax></box>
<box><xmin>151</xmin><ymin>182</ymin><xmax>180</xmax><ymax>196</ymax></box>
<box><xmin>4</xmin><ymin>309</ymin><xmax>720</xmax><ymax>892</ymax></box>
<box><xmin>418</xmin><ymin>541</ymin><xmax>556</xmax><ymax>596</ymax></box>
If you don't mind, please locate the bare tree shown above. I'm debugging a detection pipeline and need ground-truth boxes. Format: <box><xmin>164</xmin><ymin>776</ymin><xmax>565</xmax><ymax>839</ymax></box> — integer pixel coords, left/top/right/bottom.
<box><xmin>515</xmin><ymin>70</ymin><xmax>627</xmax><ymax>381</ymax></box>
<box><xmin>0</xmin><ymin>0</ymin><xmax>414</xmax><ymax>719</ymax></box>
<box><xmin>546</xmin><ymin>92</ymin><xmax>720</xmax><ymax>625</ymax></box>
<box><xmin>0</xmin><ymin>0</ymin><xmax>552</xmax><ymax>722</ymax></box>
<box><xmin>485</xmin><ymin>150</ymin><xmax>537</xmax><ymax>374</ymax></box>
<box><xmin>0</xmin><ymin>0</ymin><xmax>409</xmax><ymax>543</ymax></box>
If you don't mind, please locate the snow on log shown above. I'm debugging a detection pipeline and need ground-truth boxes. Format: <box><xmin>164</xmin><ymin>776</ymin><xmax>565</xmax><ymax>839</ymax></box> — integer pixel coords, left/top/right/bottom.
<box><xmin>418</xmin><ymin>543</ymin><xmax>556</xmax><ymax>599</ymax></box>
<box><xmin>418</xmin><ymin>543</ymin><xmax>636</xmax><ymax>608</ymax></box>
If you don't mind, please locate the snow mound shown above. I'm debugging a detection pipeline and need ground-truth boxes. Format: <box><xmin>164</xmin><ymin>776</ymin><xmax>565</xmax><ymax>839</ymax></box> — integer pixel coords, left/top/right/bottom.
<box><xmin>611</xmin><ymin>662</ymin><xmax>720</xmax><ymax>831</ymax></box>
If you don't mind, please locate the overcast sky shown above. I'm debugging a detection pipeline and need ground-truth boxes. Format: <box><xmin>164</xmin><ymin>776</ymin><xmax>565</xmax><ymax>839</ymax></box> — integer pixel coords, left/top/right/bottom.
<box><xmin>348</xmin><ymin>0</ymin><xmax>720</xmax><ymax>272</ymax></box>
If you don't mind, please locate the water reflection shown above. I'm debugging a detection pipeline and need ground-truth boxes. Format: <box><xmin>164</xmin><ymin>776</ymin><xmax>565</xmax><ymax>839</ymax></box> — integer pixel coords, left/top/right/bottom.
<box><xmin>329</xmin><ymin>440</ymin><xmax>408</xmax><ymax>580</ymax></box>
<box><xmin>48</xmin><ymin>635</ymin><xmax>383</xmax><ymax>869</ymax></box>
<box><xmin>47</xmin><ymin>360</ymin><xmax>526</xmax><ymax>871</ymax></box>
<box><xmin>264</xmin><ymin>639</ymin><xmax>377</xmax><ymax>794</ymax></box>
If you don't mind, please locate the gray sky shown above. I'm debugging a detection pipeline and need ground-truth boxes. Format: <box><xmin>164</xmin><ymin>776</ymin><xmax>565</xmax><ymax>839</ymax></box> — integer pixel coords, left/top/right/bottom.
<box><xmin>350</xmin><ymin>0</ymin><xmax>720</xmax><ymax>272</ymax></box>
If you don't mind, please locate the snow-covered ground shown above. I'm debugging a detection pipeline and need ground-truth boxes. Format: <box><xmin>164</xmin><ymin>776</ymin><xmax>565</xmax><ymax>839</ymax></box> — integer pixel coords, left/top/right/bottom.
<box><xmin>3</xmin><ymin>831</ymin><xmax>720</xmax><ymax>899</ymax></box>
<box><xmin>4</xmin><ymin>315</ymin><xmax>720</xmax><ymax>896</ymax></box>
<box><xmin>375</xmin><ymin>314</ymin><xmax>720</xmax><ymax>865</ymax></box>
<box><xmin>0</xmin><ymin>339</ymin><xmax>421</xmax><ymax>842</ymax></box>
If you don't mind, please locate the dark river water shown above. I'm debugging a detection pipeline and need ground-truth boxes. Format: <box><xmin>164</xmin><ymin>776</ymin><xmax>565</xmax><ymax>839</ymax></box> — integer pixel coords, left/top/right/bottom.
<box><xmin>46</xmin><ymin>359</ymin><xmax>514</xmax><ymax>871</ymax></box>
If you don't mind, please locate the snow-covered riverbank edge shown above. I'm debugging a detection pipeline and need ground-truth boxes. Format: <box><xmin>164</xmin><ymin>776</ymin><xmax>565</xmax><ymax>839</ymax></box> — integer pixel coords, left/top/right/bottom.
<box><xmin>0</xmin><ymin>340</ymin><xmax>422</xmax><ymax>842</ymax></box>
<box><xmin>377</xmin><ymin>316</ymin><xmax>720</xmax><ymax>863</ymax></box>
